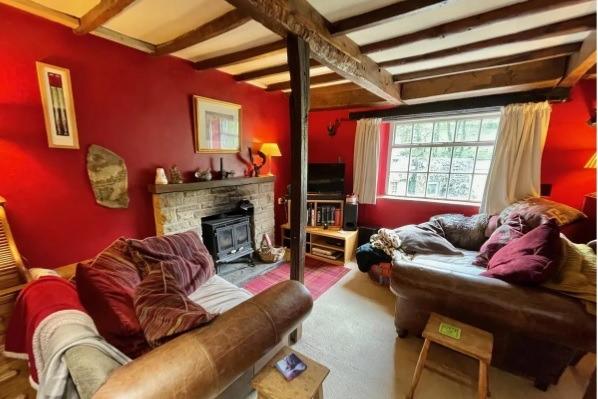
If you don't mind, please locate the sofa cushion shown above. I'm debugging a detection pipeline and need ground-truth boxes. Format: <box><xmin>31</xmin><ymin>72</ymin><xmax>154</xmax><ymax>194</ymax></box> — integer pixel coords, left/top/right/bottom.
<box><xmin>474</xmin><ymin>214</ymin><xmax>529</xmax><ymax>267</ymax></box>
<box><xmin>500</xmin><ymin>197</ymin><xmax>586</xmax><ymax>227</ymax></box>
<box><xmin>76</xmin><ymin>239</ymin><xmax>148</xmax><ymax>358</ymax></box>
<box><xmin>134</xmin><ymin>264</ymin><xmax>216</xmax><ymax>346</ymax></box>
<box><xmin>127</xmin><ymin>231</ymin><xmax>214</xmax><ymax>295</ymax></box>
<box><xmin>482</xmin><ymin>220</ymin><xmax>562</xmax><ymax>284</ymax></box>
<box><xmin>188</xmin><ymin>275</ymin><xmax>252</xmax><ymax>314</ymax></box>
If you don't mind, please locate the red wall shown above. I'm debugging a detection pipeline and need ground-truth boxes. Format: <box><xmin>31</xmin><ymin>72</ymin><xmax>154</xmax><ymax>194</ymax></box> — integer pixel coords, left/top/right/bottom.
<box><xmin>308</xmin><ymin>81</ymin><xmax>597</xmax><ymax>228</ymax></box>
<box><xmin>0</xmin><ymin>5</ymin><xmax>290</xmax><ymax>268</ymax></box>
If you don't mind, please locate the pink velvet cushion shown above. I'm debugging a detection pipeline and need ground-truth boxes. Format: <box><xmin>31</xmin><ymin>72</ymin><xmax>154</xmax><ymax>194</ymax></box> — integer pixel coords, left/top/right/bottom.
<box><xmin>481</xmin><ymin>220</ymin><xmax>562</xmax><ymax>285</ymax></box>
<box><xmin>474</xmin><ymin>214</ymin><xmax>529</xmax><ymax>267</ymax></box>
<box><xmin>134</xmin><ymin>264</ymin><xmax>216</xmax><ymax>346</ymax></box>
<box><xmin>76</xmin><ymin>238</ymin><xmax>149</xmax><ymax>358</ymax></box>
<box><xmin>127</xmin><ymin>231</ymin><xmax>215</xmax><ymax>294</ymax></box>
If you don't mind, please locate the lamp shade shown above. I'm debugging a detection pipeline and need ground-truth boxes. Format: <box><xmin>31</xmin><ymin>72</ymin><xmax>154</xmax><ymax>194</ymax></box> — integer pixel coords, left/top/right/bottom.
<box><xmin>260</xmin><ymin>143</ymin><xmax>281</xmax><ymax>157</ymax></box>
<box><xmin>585</xmin><ymin>153</ymin><xmax>596</xmax><ymax>169</ymax></box>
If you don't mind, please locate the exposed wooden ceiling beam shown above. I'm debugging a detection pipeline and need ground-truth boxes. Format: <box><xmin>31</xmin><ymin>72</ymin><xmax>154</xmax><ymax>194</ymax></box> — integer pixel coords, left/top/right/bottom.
<box><xmin>393</xmin><ymin>42</ymin><xmax>582</xmax><ymax>82</ymax></box>
<box><xmin>330</xmin><ymin>0</ymin><xmax>445</xmax><ymax>36</ymax></box>
<box><xmin>74</xmin><ymin>0</ymin><xmax>136</xmax><ymax>35</ymax></box>
<box><xmin>401</xmin><ymin>57</ymin><xmax>568</xmax><ymax>102</ymax></box>
<box><xmin>361</xmin><ymin>0</ymin><xmax>587</xmax><ymax>54</ymax></box>
<box><xmin>266</xmin><ymin>72</ymin><xmax>345</xmax><ymax>91</ymax></box>
<box><xmin>225</xmin><ymin>0</ymin><xmax>401</xmax><ymax>104</ymax></box>
<box><xmin>154</xmin><ymin>10</ymin><xmax>250</xmax><ymax>56</ymax></box>
<box><xmin>310</xmin><ymin>82</ymin><xmax>387</xmax><ymax>110</ymax></box>
<box><xmin>558</xmin><ymin>31</ymin><xmax>597</xmax><ymax>87</ymax></box>
<box><xmin>379</xmin><ymin>14</ymin><xmax>596</xmax><ymax>68</ymax></box>
<box><xmin>348</xmin><ymin>88</ymin><xmax>571</xmax><ymax>120</ymax></box>
<box><xmin>193</xmin><ymin>40</ymin><xmax>286</xmax><ymax>70</ymax></box>
<box><xmin>235</xmin><ymin>59</ymin><xmax>319</xmax><ymax>81</ymax></box>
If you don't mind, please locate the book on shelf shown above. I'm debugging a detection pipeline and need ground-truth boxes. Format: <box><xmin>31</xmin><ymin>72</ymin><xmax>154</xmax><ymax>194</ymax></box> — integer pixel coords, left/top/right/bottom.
<box><xmin>311</xmin><ymin>246</ymin><xmax>336</xmax><ymax>256</ymax></box>
<box><xmin>312</xmin><ymin>251</ymin><xmax>342</xmax><ymax>260</ymax></box>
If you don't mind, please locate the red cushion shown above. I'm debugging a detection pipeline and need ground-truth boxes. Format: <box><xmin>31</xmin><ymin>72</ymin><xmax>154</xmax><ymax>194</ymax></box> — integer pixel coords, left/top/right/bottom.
<box><xmin>76</xmin><ymin>238</ymin><xmax>149</xmax><ymax>357</ymax></box>
<box><xmin>134</xmin><ymin>264</ymin><xmax>216</xmax><ymax>346</ymax></box>
<box><xmin>482</xmin><ymin>220</ymin><xmax>562</xmax><ymax>285</ymax></box>
<box><xmin>474</xmin><ymin>214</ymin><xmax>529</xmax><ymax>267</ymax></box>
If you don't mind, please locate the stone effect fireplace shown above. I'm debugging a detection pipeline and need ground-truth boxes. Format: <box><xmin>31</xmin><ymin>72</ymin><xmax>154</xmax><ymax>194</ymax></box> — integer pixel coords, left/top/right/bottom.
<box><xmin>150</xmin><ymin>176</ymin><xmax>276</xmax><ymax>246</ymax></box>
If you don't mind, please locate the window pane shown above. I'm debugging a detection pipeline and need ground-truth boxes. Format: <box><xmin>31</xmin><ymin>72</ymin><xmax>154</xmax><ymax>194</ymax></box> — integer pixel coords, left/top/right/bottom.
<box><xmin>475</xmin><ymin>146</ymin><xmax>494</xmax><ymax>173</ymax></box>
<box><xmin>388</xmin><ymin>172</ymin><xmax>408</xmax><ymax>196</ymax></box>
<box><xmin>470</xmin><ymin>174</ymin><xmax>487</xmax><ymax>201</ymax></box>
<box><xmin>426</xmin><ymin>173</ymin><xmax>449</xmax><ymax>199</ymax></box>
<box><xmin>429</xmin><ymin>147</ymin><xmax>453</xmax><ymax>172</ymax></box>
<box><xmin>409</xmin><ymin>147</ymin><xmax>430</xmax><ymax>172</ymax></box>
<box><xmin>394</xmin><ymin>124</ymin><xmax>412</xmax><ymax>144</ymax></box>
<box><xmin>480</xmin><ymin>118</ymin><xmax>500</xmax><ymax>141</ymax></box>
<box><xmin>433</xmin><ymin>121</ymin><xmax>455</xmax><ymax>143</ymax></box>
<box><xmin>451</xmin><ymin>146</ymin><xmax>476</xmax><ymax>173</ymax></box>
<box><xmin>455</xmin><ymin>119</ymin><xmax>481</xmax><ymax>142</ymax></box>
<box><xmin>412</xmin><ymin>122</ymin><xmax>433</xmax><ymax>143</ymax></box>
<box><xmin>407</xmin><ymin>173</ymin><xmax>427</xmax><ymax>197</ymax></box>
<box><xmin>390</xmin><ymin>148</ymin><xmax>410</xmax><ymax>171</ymax></box>
<box><xmin>447</xmin><ymin>174</ymin><xmax>472</xmax><ymax>200</ymax></box>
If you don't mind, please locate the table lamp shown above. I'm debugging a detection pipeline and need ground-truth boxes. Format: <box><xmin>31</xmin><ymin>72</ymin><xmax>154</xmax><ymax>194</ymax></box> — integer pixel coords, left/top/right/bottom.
<box><xmin>260</xmin><ymin>143</ymin><xmax>281</xmax><ymax>176</ymax></box>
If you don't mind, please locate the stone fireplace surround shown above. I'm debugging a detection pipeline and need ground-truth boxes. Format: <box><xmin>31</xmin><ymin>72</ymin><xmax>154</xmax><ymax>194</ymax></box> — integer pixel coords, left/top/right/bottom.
<box><xmin>149</xmin><ymin>176</ymin><xmax>275</xmax><ymax>247</ymax></box>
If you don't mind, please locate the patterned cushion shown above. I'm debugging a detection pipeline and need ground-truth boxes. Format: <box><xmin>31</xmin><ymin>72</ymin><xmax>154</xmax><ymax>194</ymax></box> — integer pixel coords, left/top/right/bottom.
<box><xmin>134</xmin><ymin>264</ymin><xmax>216</xmax><ymax>346</ymax></box>
<box><xmin>76</xmin><ymin>238</ymin><xmax>149</xmax><ymax>358</ymax></box>
<box><xmin>500</xmin><ymin>197</ymin><xmax>586</xmax><ymax>227</ymax></box>
<box><xmin>127</xmin><ymin>231</ymin><xmax>215</xmax><ymax>294</ymax></box>
<box><xmin>474</xmin><ymin>214</ymin><xmax>529</xmax><ymax>267</ymax></box>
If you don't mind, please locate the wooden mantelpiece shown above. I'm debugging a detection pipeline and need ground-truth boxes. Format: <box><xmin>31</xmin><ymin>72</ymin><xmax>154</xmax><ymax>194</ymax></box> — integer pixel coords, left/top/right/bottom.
<box><xmin>148</xmin><ymin>176</ymin><xmax>275</xmax><ymax>194</ymax></box>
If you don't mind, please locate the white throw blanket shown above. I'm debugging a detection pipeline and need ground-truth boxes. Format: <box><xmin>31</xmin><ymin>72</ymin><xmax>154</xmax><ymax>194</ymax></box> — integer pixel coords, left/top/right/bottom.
<box><xmin>32</xmin><ymin>310</ymin><xmax>130</xmax><ymax>399</ymax></box>
<box><xmin>370</xmin><ymin>228</ymin><xmax>404</xmax><ymax>257</ymax></box>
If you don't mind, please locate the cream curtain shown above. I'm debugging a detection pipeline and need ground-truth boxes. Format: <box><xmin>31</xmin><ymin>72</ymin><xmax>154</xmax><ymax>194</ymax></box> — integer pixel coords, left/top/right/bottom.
<box><xmin>353</xmin><ymin>118</ymin><xmax>381</xmax><ymax>204</ymax></box>
<box><xmin>480</xmin><ymin>102</ymin><xmax>552</xmax><ymax>214</ymax></box>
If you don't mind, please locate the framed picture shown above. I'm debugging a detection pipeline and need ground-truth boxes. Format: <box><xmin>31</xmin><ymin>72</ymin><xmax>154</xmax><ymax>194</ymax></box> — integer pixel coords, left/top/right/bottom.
<box><xmin>36</xmin><ymin>62</ymin><xmax>79</xmax><ymax>149</ymax></box>
<box><xmin>193</xmin><ymin>96</ymin><xmax>241</xmax><ymax>153</ymax></box>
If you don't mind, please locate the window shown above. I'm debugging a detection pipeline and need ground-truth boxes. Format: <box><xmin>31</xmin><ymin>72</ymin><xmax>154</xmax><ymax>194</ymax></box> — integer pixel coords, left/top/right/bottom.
<box><xmin>386</xmin><ymin>112</ymin><xmax>500</xmax><ymax>203</ymax></box>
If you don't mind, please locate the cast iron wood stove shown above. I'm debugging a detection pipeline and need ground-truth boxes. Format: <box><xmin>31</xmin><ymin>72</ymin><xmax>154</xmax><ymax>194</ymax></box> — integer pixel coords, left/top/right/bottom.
<box><xmin>202</xmin><ymin>214</ymin><xmax>254</xmax><ymax>271</ymax></box>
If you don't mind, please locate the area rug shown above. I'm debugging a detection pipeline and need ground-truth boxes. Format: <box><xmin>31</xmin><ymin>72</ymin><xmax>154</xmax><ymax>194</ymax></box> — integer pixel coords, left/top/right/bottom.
<box><xmin>243</xmin><ymin>258</ymin><xmax>350</xmax><ymax>300</ymax></box>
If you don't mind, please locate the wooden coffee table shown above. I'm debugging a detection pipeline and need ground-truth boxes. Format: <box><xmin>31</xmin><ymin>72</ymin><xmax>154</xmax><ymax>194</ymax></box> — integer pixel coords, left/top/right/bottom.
<box><xmin>407</xmin><ymin>313</ymin><xmax>494</xmax><ymax>399</ymax></box>
<box><xmin>252</xmin><ymin>347</ymin><xmax>329</xmax><ymax>399</ymax></box>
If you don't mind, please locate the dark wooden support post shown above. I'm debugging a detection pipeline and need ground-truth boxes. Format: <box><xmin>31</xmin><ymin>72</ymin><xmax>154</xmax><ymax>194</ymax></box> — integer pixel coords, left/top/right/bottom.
<box><xmin>287</xmin><ymin>33</ymin><xmax>310</xmax><ymax>343</ymax></box>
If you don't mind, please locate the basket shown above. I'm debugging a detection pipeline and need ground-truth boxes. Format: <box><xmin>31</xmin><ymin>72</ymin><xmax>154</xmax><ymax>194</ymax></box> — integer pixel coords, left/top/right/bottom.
<box><xmin>257</xmin><ymin>234</ymin><xmax>285</xmax><ymax>263</ymax></box>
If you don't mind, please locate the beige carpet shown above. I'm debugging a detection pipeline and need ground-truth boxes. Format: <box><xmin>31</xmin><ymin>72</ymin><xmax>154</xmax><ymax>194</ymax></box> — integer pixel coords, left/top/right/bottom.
<box><xmin>252</xmin><ymin>262</ymin><xmax>594</xmax><ymax>399</ymax></box>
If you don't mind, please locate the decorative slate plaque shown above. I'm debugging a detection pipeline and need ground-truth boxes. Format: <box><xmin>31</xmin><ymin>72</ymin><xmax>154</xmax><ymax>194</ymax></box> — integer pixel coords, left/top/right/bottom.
<box><xmin>86</xmin><ymin>144</ymin><xmax>129</xmax><ymax>208</ymax></box>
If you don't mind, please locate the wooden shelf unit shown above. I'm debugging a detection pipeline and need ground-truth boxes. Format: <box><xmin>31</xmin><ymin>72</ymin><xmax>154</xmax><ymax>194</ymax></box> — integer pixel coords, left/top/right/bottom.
<box><xmin>281</xmin><ymin>223</ymin><xmax>358</xmax><ymax>266</ymax></box>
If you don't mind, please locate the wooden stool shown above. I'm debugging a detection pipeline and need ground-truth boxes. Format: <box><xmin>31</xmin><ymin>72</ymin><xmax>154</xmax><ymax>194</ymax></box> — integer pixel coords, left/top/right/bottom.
<box><xmin>407</xmin><ymin>313</ymin><xmax>493</xmax><ymax>399</ymax></box>
<box><xmin>252</xmin><ymin>346</ymin><xmax>330</xmax><ymax>399</ymax></box>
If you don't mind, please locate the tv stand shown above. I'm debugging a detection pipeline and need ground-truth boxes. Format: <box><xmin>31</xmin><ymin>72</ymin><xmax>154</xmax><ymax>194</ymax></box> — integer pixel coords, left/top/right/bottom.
<box><xmin>307</xmin><ymin>192</ymin><xmax>344</xmax><ymax>200</ymax></box>
<box><xmin>281</xmin><ymin>223</ymin><xmax>357</xmax><ymax>266</ymax></box>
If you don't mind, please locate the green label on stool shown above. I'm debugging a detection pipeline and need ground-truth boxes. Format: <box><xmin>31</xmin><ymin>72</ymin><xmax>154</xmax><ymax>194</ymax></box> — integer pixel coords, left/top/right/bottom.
<box><xmin>439</xmin><ymin>323</ymin><xmax>461</xmax><ymax>339</ymax></box>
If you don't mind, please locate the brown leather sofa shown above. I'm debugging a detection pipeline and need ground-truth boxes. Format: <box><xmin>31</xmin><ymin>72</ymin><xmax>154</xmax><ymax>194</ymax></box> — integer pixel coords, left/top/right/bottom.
<box><xmin>65</xmin><ymin>280</ymin><xmax>312</xmax><ymax>399</ymax></box>
<box><xmin>390</xmin><ymin>258</ymin><xmax>596</xmax><ymax>390</ymax></box>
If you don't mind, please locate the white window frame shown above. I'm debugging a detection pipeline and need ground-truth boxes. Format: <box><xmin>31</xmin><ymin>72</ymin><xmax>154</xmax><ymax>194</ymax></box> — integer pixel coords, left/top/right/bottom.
<box><xmin>385</xmin><ymin>111</ymin><xmax>501</xmax><ymax>204</ymax></box>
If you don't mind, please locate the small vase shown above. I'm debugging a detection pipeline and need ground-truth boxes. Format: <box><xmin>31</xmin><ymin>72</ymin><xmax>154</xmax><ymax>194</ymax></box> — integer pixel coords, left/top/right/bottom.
<box><xmin>155</xmin><ymin>168</ymin><xmax>168</xmax><ymax>185</ymax></box>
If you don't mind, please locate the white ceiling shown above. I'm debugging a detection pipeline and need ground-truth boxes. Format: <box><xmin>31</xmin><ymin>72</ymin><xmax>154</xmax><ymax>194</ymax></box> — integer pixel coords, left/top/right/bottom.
<box><xmin>22</xmin><ymin>0</ymin><xmax>598</xmax><ymax>92</ymax></box>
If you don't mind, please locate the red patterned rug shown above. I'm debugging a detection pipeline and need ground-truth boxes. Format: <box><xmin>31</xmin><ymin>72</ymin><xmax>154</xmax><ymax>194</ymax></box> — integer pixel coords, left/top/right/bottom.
<box><xmin>243</xmin><ymin>258</ymin><xmax>350</xmax><ymax>300</ymax></box>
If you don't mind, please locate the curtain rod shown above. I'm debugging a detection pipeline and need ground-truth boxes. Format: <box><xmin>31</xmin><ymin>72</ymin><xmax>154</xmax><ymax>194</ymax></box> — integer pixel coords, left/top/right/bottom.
<box><xmin>348</xmin><ymin>88</ymin><xmax>570</xmax><ymax>121</ymax></box>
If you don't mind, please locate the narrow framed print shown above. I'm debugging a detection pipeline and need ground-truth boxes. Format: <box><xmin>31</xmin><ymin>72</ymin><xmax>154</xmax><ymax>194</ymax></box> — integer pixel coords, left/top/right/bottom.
<box><xmin>193</xmin><ymin>96</ymin><xmax>241</xmax><ymax>153</ymax></box>
<box><xmin>36</xmin><ymin>62</ymin><xmax>79</xmax><ymax>149</ymax></box>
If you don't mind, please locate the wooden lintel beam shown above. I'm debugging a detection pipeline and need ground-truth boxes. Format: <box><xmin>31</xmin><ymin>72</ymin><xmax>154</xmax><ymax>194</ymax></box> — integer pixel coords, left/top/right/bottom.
<box><xmin>266</xmin><ymin>72</ymin><xmax>344</xmax><ymax>91</ymax></box>
<box><xmin>225</xmin><ymin>0</ymin><xmax>401</xmax><ymax>103</ymax></box>
<box><xmin>400</xmin><ymin>57</ymin><xmax>568</xmax><ymax>102</ymax></box>
<box><xmin>393</xmin><ymin>42</ymin><xmax>582</xmax><ymax>82</ymax></box>
<box><xmin>361</xmin><ymin>0</ymin><xmax>587</xmax><ymax>54</ymax></box>
<box><xmin>235</xmin><ymin>59</ymin><xmax>319</xmax><ymax>81</ymax></box>
<box><xmin>310</xmin><ymin>82</ymin><xmax>388</xmax><ymax>110</ymax></box>
<box><xmin>348</xmin><ymin>88</ymin><xmax>571</xmax><ymax>120</ymax></box>
<box><xmin>155</xmin><ymin>10</ymin><xmax>250</xmax><ymax>56</ymax></box>
<box><xmin>558</xmin><ymin>31</ymin><xmax>597</xmax><ymax>87</ymax></box>
<box><xmin>193</xmin><ymin>40</ymin><xmax>286</xmax><ymax>70</ymax></box>
<box><xmin>380</xmin><ymin>14</ymin><xmax>596</xmax><ymax>69</ymax></box>
<box><xmin>74</xmin><ymin>0</ymin><xmax>136</xmax><ymax>35</ymax></box>
<box><xmin>330</xmin><ymin>0</ymin><xmax>444</xmax><ymax>36</ymax></box>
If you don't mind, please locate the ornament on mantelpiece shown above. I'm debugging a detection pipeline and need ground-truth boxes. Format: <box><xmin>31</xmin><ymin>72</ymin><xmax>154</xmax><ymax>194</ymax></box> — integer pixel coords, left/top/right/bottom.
<box><xmin>194</xmin><ymin>167</ymin><xmax>212</xmax><ymax>181</ymax></box>
<box><xmin>169</xmin><ymin>165</ymin><xmax>183</xmax><ymax>184</ymax></box>
<box><xmin>155</xmin><ymin>168</ymin><xmax>168</xmax><ymax>184</ymax></box>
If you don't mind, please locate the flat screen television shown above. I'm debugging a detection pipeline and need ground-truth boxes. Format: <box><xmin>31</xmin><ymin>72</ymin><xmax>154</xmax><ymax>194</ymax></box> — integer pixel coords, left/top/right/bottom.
<box><xmin>308</xmin><ymin>163</ymin><xmax>345</xmax><ymax>196</ymax></box>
